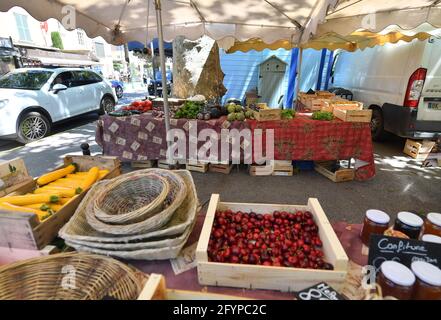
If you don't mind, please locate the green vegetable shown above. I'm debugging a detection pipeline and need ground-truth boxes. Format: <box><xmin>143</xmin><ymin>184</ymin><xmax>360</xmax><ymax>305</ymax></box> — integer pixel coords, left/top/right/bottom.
<box><xmin>175</xmin><ymin>101</ymin><xmax>203</xmax><ymax>119</ymax></box>
<box><xmin>311</xmin><ymin>111</ymin><xmax>334</xmax><ymax>121</ymax></box>
<box><xmin>281</xmin><ymin>109</ymin><xmax>295</xmax><ymax>120</ymax></box>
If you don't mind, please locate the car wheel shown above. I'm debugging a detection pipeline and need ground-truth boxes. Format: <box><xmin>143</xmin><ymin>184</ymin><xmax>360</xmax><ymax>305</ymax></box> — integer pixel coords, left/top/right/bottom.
<box><xmin>370</xmin><ymin>108</ymin><xmax>387</xmax><ymax>141</ymax></box>
<box><xmin>99</xmin><ymin>96</ymin><xmax>115</xmax><ymax>115</ymax></box>
<box><xmin>17</xmin><ymin>111</ymin><xmax>51</xmax><ymax>144</ymax></box>
<box><xmin>115</xmin><ymin>86</ymin><xmax>123</xmax><ymax>99</ymax></box>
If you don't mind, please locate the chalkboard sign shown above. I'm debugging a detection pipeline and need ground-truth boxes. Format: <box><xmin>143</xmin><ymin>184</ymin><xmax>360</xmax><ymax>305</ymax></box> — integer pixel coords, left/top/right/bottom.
<box><xmin>295</xmin><ymin>282</ymin><xmax>346</xmax><ymax>300</ymax></box>
<box><xmin>368</xmin><ymin>234</ymin><xmax>441</xmax><ymax>273</ymax></box>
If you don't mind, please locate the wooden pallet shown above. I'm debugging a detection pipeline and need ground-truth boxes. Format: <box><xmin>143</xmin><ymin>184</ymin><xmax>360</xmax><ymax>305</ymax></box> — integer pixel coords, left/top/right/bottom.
<box><xmin>131</xmin><ymin>160</ymin><xmax>155</xmax><ymax>169</ymax></box>
<box><xmin>315</xmin><ymin>161</ymin><xmax>355</xmax><ymax>182</ymax></box>
<box><xmin>333</xmin><ymin>108</ymin><xmax>372</xmax><ymax>122</ymax></box>
<box><xmin>0</xmin><ymin>155</ymin><xmax>121</xmax><ymax>250</ymax></box>
<box><xmin>249</xmin><ymin>164</ymin><xmax>273</xmax><ymax>176</ymax></box>
<box><xmin>185</xmin><ymin>161</ymin><xmax>209</xmax><ymax>173</ymax></box>
<box><xmin>403</xmin><ymin>139</ymin><xmax>436</xmax><ymax>161</ymax></box>
<box><xmin>196</xmin><ymin>194</ymin><xmax>349</xmax><ymax>292</ymax></box>
<box><xmin>209</xmin><ymin>163</ymin><xmax>233</xmax><ymax>174</ymax></box>
<box><xmin>272</xmin><ymin>168</ymin><xmax>293</xmax><ymax>176</ymax></box>
<box><xmin>138</xmin><ymin>273</ymin><xmax>249</xmax><ymax>300</ymax></box>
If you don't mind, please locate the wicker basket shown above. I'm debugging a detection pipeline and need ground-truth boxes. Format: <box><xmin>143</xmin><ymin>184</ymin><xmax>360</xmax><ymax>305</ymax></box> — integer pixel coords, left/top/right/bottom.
<box><xmin>65</xmin><ymin>220</ymin><xmax>195</xmax><ymax>260</ymax></box>
<box><xmin>59</xmin><ymin>170</ymin><xmax>199</xmax><ymax>243</ymax></box>
<box><xmin>94</xmin><ymin>174</ymin><xmax>169</xmax><ymax>224</ymax></box>
<box><xmin>85</xmin><ymin>169</ymin><xmax>187</xmax><ymax>235</ymax></box>
<box><xmin>0</xmin><ymin>252</ymin><xmax>146</xmax><ymax>300</ymax></box>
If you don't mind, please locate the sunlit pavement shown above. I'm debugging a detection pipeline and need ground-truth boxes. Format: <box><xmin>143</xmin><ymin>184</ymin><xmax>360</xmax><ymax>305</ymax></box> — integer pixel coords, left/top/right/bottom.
<box><xmin>0</xmin><ymin>89</ymin><xmax>440</xmax><ymax>222</ymax></box>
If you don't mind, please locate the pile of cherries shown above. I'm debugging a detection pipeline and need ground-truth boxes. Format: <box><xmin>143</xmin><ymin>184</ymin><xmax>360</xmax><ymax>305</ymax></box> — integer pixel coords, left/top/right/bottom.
<box><xmin>208</xmin><ymin>210</ymin><xmax>333</xmax><ymax>270</ymax></box>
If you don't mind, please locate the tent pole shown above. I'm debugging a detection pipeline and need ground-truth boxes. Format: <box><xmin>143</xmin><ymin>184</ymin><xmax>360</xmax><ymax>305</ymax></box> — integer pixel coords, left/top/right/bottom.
<box><xmin>154</xmin><ymin>0</ymin><xmax>172</xmax><ymax>159</ymax></box>
<box><xmin>295</xmin><ymin>47</ymin><xmax>303</xmax><ymax>109</ymax></box>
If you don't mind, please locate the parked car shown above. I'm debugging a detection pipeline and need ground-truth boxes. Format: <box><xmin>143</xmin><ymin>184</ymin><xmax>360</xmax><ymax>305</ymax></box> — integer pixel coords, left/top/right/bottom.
<box><xmin>0</xmin><ymin>67</ymin><xmax>117</xmax><ymax>143</ymax></box>
<box><xmin>110</xmin><ymin>79</ymin><xmax>124</xmax><ymax>98</ymax></box>
<box><xmin>331</xmin><ymin>37</ymin><xmax>441</xmax><ymax>141</ymax></box>
<box><xmin>148</xmin><ymin>70</ymin><xmax>172</xmax><ymax>96</ymax></box>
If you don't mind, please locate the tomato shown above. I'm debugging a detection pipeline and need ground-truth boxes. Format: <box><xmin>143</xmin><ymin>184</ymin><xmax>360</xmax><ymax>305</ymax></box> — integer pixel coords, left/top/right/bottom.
<box><xmin>131</xmin><ymin>101</ymin><xmax>142</xmax><ymax>108</ymax></box>
<box><xmin>143</xmin><ymin>100</ymin><xmax>152</xmax><ymax>110</ymax></box>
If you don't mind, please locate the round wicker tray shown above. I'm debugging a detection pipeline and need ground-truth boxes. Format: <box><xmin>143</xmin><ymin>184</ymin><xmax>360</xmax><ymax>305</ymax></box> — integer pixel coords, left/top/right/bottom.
<box><xmin>94</xmin><ymin>173</ymin><xmax>169</xmax><ymax>224</ymax></box>
<box><xmin>0</xmin><ymin>252</ymin><xmax>146</xmax><ymax>300</ymax></box>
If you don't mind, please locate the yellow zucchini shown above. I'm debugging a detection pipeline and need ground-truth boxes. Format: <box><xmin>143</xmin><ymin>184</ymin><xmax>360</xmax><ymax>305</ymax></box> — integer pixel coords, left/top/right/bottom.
<box><xmin>0</xmin><ymin>202</ymin><xmax>52</xmax><ymax>222</ymax></box>
<box><xmin>0</xmin><ymin>193</ymin><xmax>60</xmax><ymax>205</ymax></box>
<box><xmin>59</xmin><ymin>197</ymin><xmax>74</xmax><ymax>205</ymax></box>
<box><xmin>79</xmin><ymin>167</ymin><xmax>100</xmax><ymax>191</ymax></box>
<box><xmin>47</xmin><ymin>179</ymin><xmax>81</xmax><ymax>188</ymax></box>
<box><xmin>49</xmin><ymin>204</ymin><xmax>63</xmax><ymax>212</ymax></box>
<box><xmin>98</xmin><ymin>170</ymin><xmax>110</xmax><ymax>179</ymax></box>
<box><xmin>25</xmin><ymin>203</ymin><xmax>51</xmax><ymax>211</ymax></box>
<box><xmin>35</xmin><ymin>187</ymin><xmax>80</xmax><ymax>197</ymax></box>
<box><xmin>66</xmin><ymin>174</ymin><xmax>85</xmax><ymax>180</ymax></box>
<box><xmin>37</xmin><ymin>164</ymin><xmax>77</xmax><ymax>186</ymax></box>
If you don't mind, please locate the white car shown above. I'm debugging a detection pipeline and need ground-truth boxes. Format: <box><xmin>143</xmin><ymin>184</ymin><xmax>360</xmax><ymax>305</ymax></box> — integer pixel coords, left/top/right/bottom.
<box><xmin>0</xmin><ymin>67</ymin><xmax>117</xmax><ymax>143</ymax></box>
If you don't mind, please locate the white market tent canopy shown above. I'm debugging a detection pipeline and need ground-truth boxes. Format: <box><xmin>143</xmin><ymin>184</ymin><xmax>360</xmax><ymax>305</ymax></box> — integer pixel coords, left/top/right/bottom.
<box><xmin>0</xmin><ymin>0</ymin><xmax>337</xmax><ymax>45</ymax></box>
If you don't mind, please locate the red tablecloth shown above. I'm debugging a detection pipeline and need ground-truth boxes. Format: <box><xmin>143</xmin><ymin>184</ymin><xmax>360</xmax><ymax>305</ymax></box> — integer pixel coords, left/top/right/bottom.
<box><xmin>96</xmin><ymin>114</ymin><xmax>375</xmax><ymax>180</ymax></box>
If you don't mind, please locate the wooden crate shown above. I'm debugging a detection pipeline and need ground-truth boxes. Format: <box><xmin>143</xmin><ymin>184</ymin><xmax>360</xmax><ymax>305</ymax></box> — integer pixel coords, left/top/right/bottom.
<box><xmin>270</xmin><ymin>160</ymin><xmax>293</xmax><ymax>176</ymax></box>
<box><xmin>186</xmin><ymin>161</ymin><xmax>209</xmax><ymax>173</ymax></box>
<box><xmin>249</xmin><ymin>164</ymin><xmax>273</xmax><ymax>176</ymax></box>
<box><xmin>0</xmin><ymin>155</ymin><xmax>121</xmax><ymax>250</ymax></box>
<box><xmin>272</xmin><ymin>168</ymin><xmax>293</xmax><ymax>176</ymax></box>
<box><xmin>315</xmin><ymin>161</ymin><xmax>355</xmax><ymax>183</ymax></box>
<box><xmin>333</xmin><ymin>108</ymin><xmax>372</xmax><ymax>123</ymax></box>
<box><xmin>321</xmin><ymin>101</ymin><xmax>362</xmax><ymax>113</ymax></box>
<box><xmin>138</xmin><ymin>273</ymin><xmax>249</xmax><ymax>300</ymax></box>
<box><xmin>0</xmin><ymin>158</ymin><xmax>33</xmax><ymax>197</ymax></box>
<box><xmin>253</xmin><ymin>109</ymin><xmax>281</xmax><ymax>121</ymax></box>
<box><xmin>209</xmin><ymin>163</ymin><xmax>233</xmax><ymax>174</ymax></box>
<box><xmin>403</xmin><ymin>139</ymin><xmax>436</xmax><ymax>161</ymax></box>
<box><xmin>196</xmin><ymin>194</ymin><xmax>349</xmax><ymax>292</ymax></box>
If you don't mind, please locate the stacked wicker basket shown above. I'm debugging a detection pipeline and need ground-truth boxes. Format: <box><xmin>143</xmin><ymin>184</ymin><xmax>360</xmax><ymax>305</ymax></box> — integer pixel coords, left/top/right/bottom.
<box><xmin>59</xmin><ymin>169</ymin><xmax>199</xmax><ymax>260</ymax></box>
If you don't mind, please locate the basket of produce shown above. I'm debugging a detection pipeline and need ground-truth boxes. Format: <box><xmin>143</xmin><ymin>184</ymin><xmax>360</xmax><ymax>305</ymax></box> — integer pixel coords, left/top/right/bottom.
<box><xmin>0</xmin><ymin>252</ymin><xmax>146</xmax><ymax>300</ymax></box>
<box><xmin>59</xmin><ymin>170</ymin><xmax>199</xmax><ymax>244</ymax></box>
<box><xmin>59</xmin><ymin>170</ymin><xmax>199</xmax><ymax>260</ymax></box>
<box><xmin>93</xmin><ymin>174</ymin><xmax>169</xmax><ymax>224</ymax></box>
<box><xmin>84</xmin><ymin>169</ymin><xmax>187</xmax><ymax>235</ymax></box>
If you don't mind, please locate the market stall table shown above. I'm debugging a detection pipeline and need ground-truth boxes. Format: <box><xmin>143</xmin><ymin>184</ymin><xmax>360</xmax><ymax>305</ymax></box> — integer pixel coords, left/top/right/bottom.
<box><xmin>96</xmin><ymin>114</ymin><xmax>375</xmax><ymax>181</ymax></box>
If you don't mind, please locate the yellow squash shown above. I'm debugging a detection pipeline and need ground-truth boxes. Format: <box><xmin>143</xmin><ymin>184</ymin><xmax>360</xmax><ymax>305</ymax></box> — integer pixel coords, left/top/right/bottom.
<box><xmin>25</xmin><ymin>203</ymin><xmax>51</xmax><ymax>211</ymax></box>
<box><xmin>0</xmin><ymin>202</ymin><xmax>52</xmax><ymax>222</ymax></box>
<box><xmin>79</xmin><ymin>167</ymin><xmax>100</xmax><ymax>191</ymax></box>
<box><xmin>59</xmin><ymin>197</ymin><xmax>74</xmax><ymax>205</ymax></box>
<box><xmin>34</xmin><ymin>187</ymin><xmax>80</xmax><ymax>197</ymax></box>
<box><xmin>37</xmin><ymin>164</ymin><xmax>77</xmax><ymax>186</ymax></box>
<box><xmin>49</xmin><ymin>204</ymin><xmax>63</xmax><ymax>212</ymax></box>
<box><xmin>0</xmin><ymin>193</ymin><xmax>60</xmax><ymax>205</ymax></box>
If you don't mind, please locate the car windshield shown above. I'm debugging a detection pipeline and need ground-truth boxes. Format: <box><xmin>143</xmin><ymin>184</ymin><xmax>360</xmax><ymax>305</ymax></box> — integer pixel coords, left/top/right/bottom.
<box><xmin>0</xmin><ymin>70</ymin><xmax>53</xmax><ymax>90</ymax></box>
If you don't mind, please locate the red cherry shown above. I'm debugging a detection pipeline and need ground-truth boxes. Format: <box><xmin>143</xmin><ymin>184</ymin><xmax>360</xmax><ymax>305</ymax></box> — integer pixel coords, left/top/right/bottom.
<box><xmin>230</xmin><ymin>256</ymin><xmax>239</xmax><ymax>263</ymax></box>
<box><xmin>263</xmin><ymin>261</ymin><xmax>272</xmax><ymax>266</ymax></box>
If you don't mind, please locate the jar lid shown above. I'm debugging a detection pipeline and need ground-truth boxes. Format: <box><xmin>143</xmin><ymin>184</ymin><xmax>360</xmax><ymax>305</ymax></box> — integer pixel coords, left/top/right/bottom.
<box><xmin>380</xmin><ymin>261</ymin><xmax>415</xmax><ymax>287</ymax></box>
<box><xmin>366</xmin><ymin>209</ymin><xmax>390</xmax><ymax>224</ymax></box>
<box><xmin>427</xmin><ymin>213</ymin><xmax>441</xmax><ymax>227</ymax></box>
<box><xmin>411</xmin><ymin>261</ymin><xmax>441</xmax><ymax>286</ymax></box>
<box><xmin>397</xmin><ymin>211</ymin><xmax>423</xmax><ymax>228</ymax></box>
<box><xmin>421</xmin><ymin>234</ymin><xmax>441</xmax><ymax>244</ymax></box>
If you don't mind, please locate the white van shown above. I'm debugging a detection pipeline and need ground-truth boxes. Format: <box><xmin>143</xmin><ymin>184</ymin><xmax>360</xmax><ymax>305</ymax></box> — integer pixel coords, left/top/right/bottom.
<box><xmin>331</xmin><ymin>37</ymin><xmax>441</xmax><ymax>141</ymax></box>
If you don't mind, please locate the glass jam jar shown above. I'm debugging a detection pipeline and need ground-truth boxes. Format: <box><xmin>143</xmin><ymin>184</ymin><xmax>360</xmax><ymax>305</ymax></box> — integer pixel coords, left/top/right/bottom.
<box><xmin>377</xmin><ymin>261</ymin><xmax>415</xmax><ymax>300</ymax></box>
<box><xmin>360</xmin><ymin>209</ymin><xmax>390</xmax><ymax>246</ymax></box>
<box><xmin>411</xmin><ymin>261</ymin><xmax>441</xmax><ymax>300</ymax></box>
<box><xmin>423</xmin><ymin>212</ymin><xmax>441</xmax><ymax>238</ymax></box>
<box><xmin>394</xmin><ymin>211</ymin><xmax>423</xmax><ymax>239</ymax></box>
<box><xmin>421</xmin><ymin>234</ymin><xmax>441</xmax><ymax>244</ymax></box>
